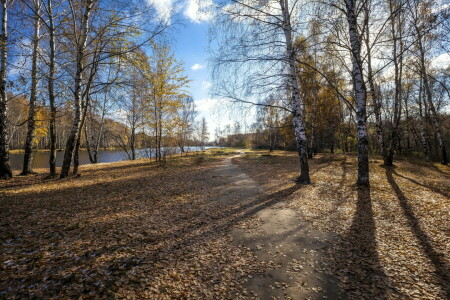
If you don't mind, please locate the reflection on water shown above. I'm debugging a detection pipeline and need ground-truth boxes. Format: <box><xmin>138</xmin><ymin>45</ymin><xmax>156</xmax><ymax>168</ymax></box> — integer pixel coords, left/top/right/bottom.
<box><xmin>10</xmin><ymin>146</ymin><xmax>213</xmax><ymax>170</ymax></box>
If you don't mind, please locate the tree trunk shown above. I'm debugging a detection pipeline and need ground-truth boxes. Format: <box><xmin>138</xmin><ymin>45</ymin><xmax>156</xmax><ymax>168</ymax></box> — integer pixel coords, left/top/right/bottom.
<box><xmin>384</xmin><ymin>0</ymin><xmax>403</xmax><ymax>166</ymax></box>
<box><xmin>418</xmin><ymin>41</ymin><xmax>447</xmax><ymax>165</ymax></box>
<box><xmin>72</xmin><ymin>139</ymin><xmax>81</xmax><ymax>175</ymax></box>
<box><xmin>409</xmin><ymin>2</ymin><xmax>447</xmax><ymax>165</ymax></box>
<box><xmin>84</xmin><ymin>118</ymin><xmax>94</xmax><ymax>163</ymax></box>
<box><xmin>88</xmin><ymin>92</ymin><xmax>106</xmax><ymax>163</ymax></box>
<box><xmin>48</xmin><ymin>0</ymin><xmax>56</xmax><ymax>176</ymax></box>
<box><xmin>364</xmin><ymin>9</ymin><xmax>386</xmax><ymax>165</ymax></box>
<box><xmin>158</xmin><ymin>116</ymin><xmax>162</xmax><ymax>162</ymax></box>
<box><xmin>308</xmin><ymin>112</ymin><xmax>315</xmax><ymax>159</ymax></box>
<box><xmin>60</xmin><ymin>0</ymin><xmax>93</xmax><ymax>178</ymax></box>
<box><xmin>280</xmin><ymin>0</ymin><xmax>310</xmax><ymax>184</ymax></box>
<box><xmin>0</xmin><ymin>0</ymin><xmax>11</xmax><ymax>180</ymax></box>
<box><xmin>130</xmin><ymin>125</ymin><xmax>136</xmax><ymax>160</ymax></box>
<box><xmin>73</xmin><ymin>93</ymin><xmax>90</xmax><ymax>175</ymax></box>
<box><xmin>416</xmin><ymin>78</ymin><xmax>430</xmax><ymax>161</ymax></box>
<box><xmin>73</xmin><ymin>50</ymin><xmax>100</xmax><ymax>174</ymax></box>
<box><xmin>345</xmin><ymin>0</ymin><xmax>369</xmax><ymax>187</ymax></box>
<box><xmin>22</xmin><ymin>0</ymin><xmax>40</xmax><ymax>175</ymax></box>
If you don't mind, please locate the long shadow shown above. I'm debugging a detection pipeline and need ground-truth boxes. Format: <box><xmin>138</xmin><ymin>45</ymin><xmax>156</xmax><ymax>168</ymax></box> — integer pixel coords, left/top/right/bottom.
<box><xmin>339</xmin><ymin>156</ymin><xmax>347</xmax><ymax>187</ymax></box>
<box><xmin>428</xmin><ymin>164</ymin><xmax>450</xmax><ymax>178</ymax></box>
<box><xmin>0</xmin><ymin>163</ymin><xmax>304</xmax><ymax>298</ymax></box>
<box><xmin>95</xmin><ymin>184</ymin><xmax>303</xmax><ymax>254</ymax></box>
<box><xmin>391</xmin><ymin>169</ymin><xmax>449</xmax><ymax>199</ymax></box>
<box><xmin>385</xmin><ymin>168</ymin><xmax>450</xmax><ymax>297</ymax></box>
<box><xmin>333</xmin><ymin>187</ymin><xmax>388</xmax><ymax>299</ymax></box>
<box><xmin>0</xmin><ymin>162</ymin><xmax>154</xmax><ymax>191</ymax></box>
<box><xmin>0</xmin><ymin>175</ymin><xmax>52</xmax><ymax>190</ymax></box>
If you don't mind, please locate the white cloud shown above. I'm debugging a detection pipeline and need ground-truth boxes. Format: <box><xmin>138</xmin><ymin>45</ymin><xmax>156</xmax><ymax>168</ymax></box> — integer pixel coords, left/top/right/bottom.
<box><xmin>184</xmin><ymin>0</ymin><xmax>215</xmax><ymax>23</ymax></box>
<box><xmin>191</xmin><ymin>63</ymin><xmax>205</xmax><ymax>70</ymax></box>
<box><xmin>431</xmin><ymin>53</ymin><xmax>450</xmax><ymax>70</ymax></box>
<box><xmin>194</xmin><ymin>98</ymin><xmax>220</xmax><ymax>136</ymax></box>
<box><xmin>201</xmin><ymin>81</ymin><xmax>212</xmax><ymax>89</ymax></box>
<box><xmin>146</xmin><ymin>0</ymin><xmax>175</xmax><ymax>22</ymax></box>
<box><xmin>222</xmin><ymin>1</ymin><xmax>281</xmax><ymax>23</ymax></box>
<box><xmin>146</xmin><ymin>0</ymin><xmax>214</xmax><ymax>24</ymax></box>
<box><xmin>194</xmin><ymin>98</ymin><xmax>216</xmax><ymax>113</ymax></box>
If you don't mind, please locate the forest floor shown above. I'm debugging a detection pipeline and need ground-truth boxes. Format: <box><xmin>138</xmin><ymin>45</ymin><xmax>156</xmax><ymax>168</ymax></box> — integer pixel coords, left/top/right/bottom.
<box><xmin>234</xmin><ymin>151</ymin><xmax>449</xmax><ymax>300</ymax></box>
<box><xmin>1</xmin><ymin>149</ymin><xmax>449</xmax><ymax>299</ymax></box>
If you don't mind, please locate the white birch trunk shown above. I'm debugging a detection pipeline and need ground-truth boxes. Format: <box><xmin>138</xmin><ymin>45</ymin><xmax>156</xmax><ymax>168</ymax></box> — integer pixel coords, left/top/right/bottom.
<box><xmin>345</xmin><ymin>0</ymin><xmax>370</xmax><ymax>186</ymax></box>
<box><xmin>0</xmin><ymin>0</ymin><xmax>11</xmax><ymax>180</ymax></box>
<box><xmin>47</xmin><ymin>0</ymin><xmax>57</xmax><ymax>176</ymax></box>
<box><xmin>22</xmin><ymin>0</ymin><xmax>40</xmax><ymax>175</ymax></box>
<box><xmin>280</xmin><ymin>0</ymin><xmax>310</xmax><ymax>183</ymax></box>
<box><xmin>60</xmin><ymin>0</ymin><xmax>94</xmax><ymax>178</ymax></box>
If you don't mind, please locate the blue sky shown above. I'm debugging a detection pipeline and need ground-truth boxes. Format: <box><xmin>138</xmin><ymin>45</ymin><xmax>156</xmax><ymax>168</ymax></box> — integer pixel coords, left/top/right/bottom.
<box><xmin>173</xmin><ymin>21</ymin><xmax>218</xmax><ymax>139</ymax></box>
<box><xmin>147</xmin><ymin>0</ymin><xmax>222</xmax><ymax>140</ymax></box>
<box><xmin>173</xmin><ymin>21</ymin><xmax>210</xmax><ymax>101</ymax></box>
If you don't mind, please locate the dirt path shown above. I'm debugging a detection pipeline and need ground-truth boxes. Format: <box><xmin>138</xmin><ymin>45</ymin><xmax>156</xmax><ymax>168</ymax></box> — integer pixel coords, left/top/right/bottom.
<box><xmin>213</xmin><ymin>153</ymin><xmax>346</xmax><ymax>299</ymax></box>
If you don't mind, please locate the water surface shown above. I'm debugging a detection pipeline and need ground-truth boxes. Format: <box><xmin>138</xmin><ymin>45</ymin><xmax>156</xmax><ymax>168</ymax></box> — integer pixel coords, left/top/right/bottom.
<box><xmin>10</xmin><ymin>146</ymin><xmax>212</xmax><ymax>170</ymax></box>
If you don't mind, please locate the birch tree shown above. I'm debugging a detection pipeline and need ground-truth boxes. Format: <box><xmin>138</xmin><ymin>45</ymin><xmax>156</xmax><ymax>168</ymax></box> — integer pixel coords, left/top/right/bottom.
<box><xmin>200</xmin><ymin>117</ymin><xmax>208</xmax><ymax>148</ymax></box>
<box><xmin>0</xmin><ymin>0</ymin><xmax>12</xmax><ymax>180</ymax></box>
<box><xmin>176</xmin><ymin>96</ymin><xmax>196</xmax><ymax>154</ymax></box>
<box><xmin>59</xmin><ymin>0</ymin><xmax>94</xmax><ymax>178</ymax></box>
<box><xmin>408</xmin><ymin>0</ymin><xmax>448</xmax><ymax>165</ymax></box>
<box><xmin>344</xmin><ymin>0</ymin><xmax>370</xmax><ymax>186</ymax></box>
<box><xmin>147</xmin><ymin>44</ymin><xmax>189</xmax><ymax>162</ymax></box>
<box><xmin>21</xmin><ymin>0</ymin><xmax>41</xmax><ymax>175</ymax></box>
<box><xmin>212</xmin><ymin>0</ymin><xmax>311</xmax><ymax>183</ymax></box>
<box><xmin>46</xmin><ymin>0</ymin><xmax>57</xmax><ymax>176</ymax></box>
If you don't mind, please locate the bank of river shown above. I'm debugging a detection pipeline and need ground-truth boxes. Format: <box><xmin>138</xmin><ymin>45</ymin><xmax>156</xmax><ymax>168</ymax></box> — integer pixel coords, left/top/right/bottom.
<box><xmin>10</xmin><ymin>146</ymin><xmax>215</xmax><ymax>170</ymax></box>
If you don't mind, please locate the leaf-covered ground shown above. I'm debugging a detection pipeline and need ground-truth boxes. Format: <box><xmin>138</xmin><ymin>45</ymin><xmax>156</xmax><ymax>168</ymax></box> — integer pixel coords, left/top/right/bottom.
<box><xmin>235</xmin><ymin>151</ymin><xmax>450</xmax><ymax>299</ymax></box>
<box><xmin>1</xmin><ymin>149</ymin><xmax>449</xmax><ymax>299</ymax></box>
<box><xmin>0</xmin><ymin>151</ymin><xmax>269</xmax><ymax>299</ymax></box>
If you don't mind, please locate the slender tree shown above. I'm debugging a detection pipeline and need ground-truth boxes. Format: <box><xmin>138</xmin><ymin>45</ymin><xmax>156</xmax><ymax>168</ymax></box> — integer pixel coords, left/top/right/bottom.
<box><xmin>200</xmin><ymin>117</ymin><xmax>208</xmax><ymax>148</ymax></box>
<box><xmin>280</xmin><ymin>0</ymin><xmax>310</xmax><ymax>183</ymax></box>
<box><xmin>409</xmin><ymin>0</ymin><xmax>447</xmax><ymax>165</ymax></box>
<box><xmin>212</xmin><ymin>0</ymin><xmax>311</xmax><ymax>183</ymax></box>
<box><xmin>46</xmin><ymin>0</ymin><xmax>57</xmax><ymax>176</ymax></box>
<box><xmin>21</xmin><ymin>0</ymin><xmax>41</xmax><ymax>175</ymax></box>
<box><xmin>0</xmin><ymin>0</ymin><xmax>12</xmax><ymax>180</ymax></box>
<box><xmin>344</xmin><ymin>0</ymin><xmax>370</xmax><ymax>186</ymax></box>
<box><xmin>60</xmin><ymin>0</ymin><xmax>94</xmax><ymax>178</ymax></box>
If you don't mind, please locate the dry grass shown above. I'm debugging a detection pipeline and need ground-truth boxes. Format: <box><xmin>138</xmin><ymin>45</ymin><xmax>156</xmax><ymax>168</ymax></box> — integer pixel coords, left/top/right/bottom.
<box><xmin>235</xmin><ymin>151</ymin><xmax>450</xmax><ymax>299</ymax></box>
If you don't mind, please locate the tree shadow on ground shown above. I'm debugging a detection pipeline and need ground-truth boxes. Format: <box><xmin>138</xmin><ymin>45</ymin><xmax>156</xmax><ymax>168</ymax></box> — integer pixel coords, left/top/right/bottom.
<box><xmin>0</xmin><ymin>161</ymin><xmax>305</xmax><ymax>298</ymax></box>
<box><xmin>330</xmin><ymin>187</ymin><xmax>389</xmax><ymax>299</ymax></box>
<box><xmin>385</xmin><ymin>167</ymin><xmax>450</xmax><ymax>298</ymax></box>
<box><xmin>429</xmin><ymin>164</ymin><xmax>450</xmax><ymax>177</ymax></box>
<box><xmin>390</xmin><ymin>168</ymin><xmax>449</xmax><ymax>199</ymax></box>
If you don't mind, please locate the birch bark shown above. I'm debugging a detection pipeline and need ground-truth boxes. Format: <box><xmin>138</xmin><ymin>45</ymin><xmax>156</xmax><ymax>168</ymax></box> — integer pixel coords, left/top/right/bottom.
<box><xmin>344</xmin><ymin>0</ymin><xmax>370</xmax><ymax>186</ymax></box>
<box><xmin>60</xmin><ymin>0</ymin><xmax>94</xmax><ymax>178</ymax></box>
<box><xmin>280</xmin><ymin>0</ymin><xmax>310</xmax><ymax>184</ymax></box>
<box><xmin>0</xmin><ymin>0</ymin><xmax>12</xmax><ymax>180</ymax></box>
<box><xmin>22</xmin><ymin>0</ymin><xmax>40</xmax><ymax>175</ymax></box>
<box><xmin>385</xmin><ymin>0</ymin><xmax>403</xmax><ymax>166</ymax></box>
<box><xmin>47</xmin><ymin>0</ymin><xmax>57</xmax><ymax>176</ymax></box>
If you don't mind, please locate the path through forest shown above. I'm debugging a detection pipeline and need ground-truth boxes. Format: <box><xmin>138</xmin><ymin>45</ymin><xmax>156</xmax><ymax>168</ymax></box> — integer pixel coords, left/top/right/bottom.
<box><xmin>215</xmin><ymin>153</ymin><xmax>346</xmax><ymax>299</ymax></box>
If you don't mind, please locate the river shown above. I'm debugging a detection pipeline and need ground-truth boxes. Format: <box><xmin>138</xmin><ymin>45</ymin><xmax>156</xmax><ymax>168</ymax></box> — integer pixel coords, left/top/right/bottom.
<box><xmin>10</xmin><ymin>146</ymin><xmax>215</xmax><ymax>170</ymax></box>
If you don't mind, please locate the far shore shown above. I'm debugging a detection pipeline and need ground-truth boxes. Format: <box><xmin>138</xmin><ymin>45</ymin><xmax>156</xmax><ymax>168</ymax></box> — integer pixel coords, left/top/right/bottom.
<box><xmin>9</xmin><ymin>148</ymin><xmax>121</xmax><ymax>154</ymax></box>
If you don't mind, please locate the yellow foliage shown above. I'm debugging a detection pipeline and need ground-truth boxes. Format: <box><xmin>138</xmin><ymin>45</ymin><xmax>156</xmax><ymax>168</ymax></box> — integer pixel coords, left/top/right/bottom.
<box><xmin>33</xmin><ymin>108</ymin><xmax>49</xmax><ymax>146</ymax></box>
